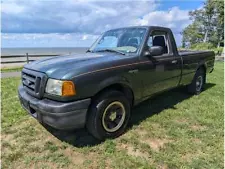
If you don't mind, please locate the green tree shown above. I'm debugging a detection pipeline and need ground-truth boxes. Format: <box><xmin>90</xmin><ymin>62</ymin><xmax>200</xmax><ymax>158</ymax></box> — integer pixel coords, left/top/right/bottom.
<box><xmin>182</xmin><ymin>21</ymin><xmax>204</xmax><ymax>47</ymax></box>
<box><xmin>182</xmin><ymin>0</ymin><xmax>224</xmax><ymax>48</ymax></box>
<box><xmin>214</xmin><ymin>0</ymin><xmax>224</xmax><ymax>47</ymax></box>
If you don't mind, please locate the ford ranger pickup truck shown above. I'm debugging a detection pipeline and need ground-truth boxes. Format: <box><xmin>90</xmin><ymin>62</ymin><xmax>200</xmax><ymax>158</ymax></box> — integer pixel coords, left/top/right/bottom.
<box><xmin>18</xmin><ymin>26</ymin><xmax>215</xmax><ymax>140</ymax></box>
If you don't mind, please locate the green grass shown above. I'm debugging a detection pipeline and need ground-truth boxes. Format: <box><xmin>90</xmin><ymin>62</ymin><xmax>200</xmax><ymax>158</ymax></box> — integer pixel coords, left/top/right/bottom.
<box><xmin>1</xmin><ymin>62</ymin><xmax>224</xmax><ymax>169</ymax></box>
<box><xmin>1</xmin><ymin>67</ymin><xmax>23</xmax><ymax>73</ymax></box>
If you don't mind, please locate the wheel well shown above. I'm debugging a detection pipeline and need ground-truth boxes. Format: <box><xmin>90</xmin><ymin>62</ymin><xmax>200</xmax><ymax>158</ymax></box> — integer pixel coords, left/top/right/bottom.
<box><xmin>198</xmin><ymin>65</ymin><xmax>206</xmax><ymax>74</ymax></box>
<box><xmin>92</xmin><ymin>84</ymin><xmax>134</xmax><ymax>106</ymax></box>
<box><xmin>198</xmin><ymin>65</ymin><xmax>206</xmax><ymax>83</ymax></box>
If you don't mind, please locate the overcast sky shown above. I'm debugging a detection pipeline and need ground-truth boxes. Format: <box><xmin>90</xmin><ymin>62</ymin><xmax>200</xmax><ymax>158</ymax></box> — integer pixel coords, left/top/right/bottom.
<box><xmin>1</xmin><ymin>0</ymin><xmax>204</xmax><ymax>48</ymax></box>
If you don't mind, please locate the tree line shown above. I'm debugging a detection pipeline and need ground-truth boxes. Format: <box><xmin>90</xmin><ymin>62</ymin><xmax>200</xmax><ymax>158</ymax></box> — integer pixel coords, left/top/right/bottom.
<box><xmin>182</xmin><ymin>0</ymin><xmax>224</xmax><ymax>53</ymax></box>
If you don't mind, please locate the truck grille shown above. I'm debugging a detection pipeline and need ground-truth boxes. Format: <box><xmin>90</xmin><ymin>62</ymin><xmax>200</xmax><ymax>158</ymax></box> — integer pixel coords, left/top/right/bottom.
<box><xmin>22</xmin><ymin>69</ymin><xmax>48</xmax><ymax>99</ymax></box>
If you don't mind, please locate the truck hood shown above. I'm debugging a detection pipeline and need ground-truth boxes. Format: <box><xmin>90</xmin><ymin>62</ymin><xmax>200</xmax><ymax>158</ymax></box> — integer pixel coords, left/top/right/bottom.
<box><xmin>24</xmin><ymin>52</ymin><xmax>124</xmax><ymax>79</ymax></box>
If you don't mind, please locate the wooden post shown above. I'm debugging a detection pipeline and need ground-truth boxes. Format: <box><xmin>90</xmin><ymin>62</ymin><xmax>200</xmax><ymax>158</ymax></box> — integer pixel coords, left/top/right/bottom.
<box><xmin>26</xmin><ymin>53</ymin><xmax>29</xmax><ymax>63</ymax></box>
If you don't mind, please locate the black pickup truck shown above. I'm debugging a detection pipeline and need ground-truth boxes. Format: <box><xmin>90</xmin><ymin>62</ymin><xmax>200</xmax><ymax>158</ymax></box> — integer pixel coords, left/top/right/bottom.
<box><xmin>18</xmin><ymin>26</ymin><xmax>215</xmax><ymax>140</ymax></box>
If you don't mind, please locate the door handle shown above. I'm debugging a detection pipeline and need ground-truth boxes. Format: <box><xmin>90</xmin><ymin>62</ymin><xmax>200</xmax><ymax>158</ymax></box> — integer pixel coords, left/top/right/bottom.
<box><xmin>171</xmin><ymin>60</ymin><xmax>177</xmax><ymax>64</ymax></box>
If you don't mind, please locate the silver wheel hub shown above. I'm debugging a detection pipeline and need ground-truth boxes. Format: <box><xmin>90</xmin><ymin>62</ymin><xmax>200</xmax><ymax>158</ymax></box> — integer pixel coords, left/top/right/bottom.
<box><xmin>102</xmin><ymin>101</ymin><xmax>126</xmax><ymax>132</ymax></box>
<box><xmin>196</xmin><ymin>76</ymin><xmax>203</xmax><ymax>92</ymax></box>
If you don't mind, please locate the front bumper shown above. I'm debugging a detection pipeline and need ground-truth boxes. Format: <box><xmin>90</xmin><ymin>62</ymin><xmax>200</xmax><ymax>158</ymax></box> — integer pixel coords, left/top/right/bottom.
<box><xmin>18</xmin><ymin>85</ymin><xmax>91</xmax><ymax>130</ymax></box>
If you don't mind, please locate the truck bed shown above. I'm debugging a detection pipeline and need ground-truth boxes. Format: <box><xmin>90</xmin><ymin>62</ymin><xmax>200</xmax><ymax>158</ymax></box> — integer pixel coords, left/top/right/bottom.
<box><xmin>178</xmin><ymin>49</ymin><xmax>215</xmax><ymax>86</ymax></box>
<box><xmin>178</xmin><ymin>50</ymin><xmax>213</xmax><ymax>56</ymax></box>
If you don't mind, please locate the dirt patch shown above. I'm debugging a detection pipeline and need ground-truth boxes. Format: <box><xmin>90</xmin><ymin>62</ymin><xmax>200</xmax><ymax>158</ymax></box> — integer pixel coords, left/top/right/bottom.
<box><xmin>182</xmin><ymin>153</ymin><xmax>192</xmax><ymax>162</ymax></box>
<box><xmin>190</xmin><ymin>124</ymin><xmax>206</xmax><ymax>131</ymax></box>
<box><xmin>158</xmin><ymin>164</ymin><xmax>168</xmax><ymax>169</ymax></box>
<box><xmin>10</xmin><ymin>159</ymin><xmax>61</xmax><ymax>169</ymax></box>
<box><xmin>30</xmin><ymin>161</ymin><xmax>59</xmax><ymax>169</ymax></box>
<box><xmin>62</xmin><ymin>148</ymin><xmax>101</xmax><ymax>168</ymax></box>
<box><xmin>137</xmin><ymin>129</ymin><xmax>148</xmax><ymax>136</ymax></box>
<box><xmin>134</xmin><ymin>123</ymin><xmax>161</xmax><ymax>137</ymax></box>
<box><xmin>151</xmin><ymin>123</ymin><xmax>161</xmax><ymax>129</ymax></box>
<box><xmin>192</xmin><ymin>138</ymin><xmax>202</xmax><ymax>144</ymax></box>
<box><xmin>1</xmin><ymin>133</ymin><xmax>18</xmax><ymax>153</ymax></box>
<box><xmin>181</xmin><ymin>153</ymin><xmax>197</xmax><ymax>162</ymax></box>
<box><xmin>119</xmin><ymin>143</ymin><xmax>149</xmax><ymax>159</ymax></box>
<box><xmin>2</xmin><ymin>133</ymin><xmax>15</xmax><ymax>143</ymax></box>
<box><xmin>174</xmin><ymin>118</ymin><xmax>189</xmax><ymax>124</ymax></box>
<box><xmin>141</xmin><ymin>138</ymin><xmax>172</xmax><ymax>151</ymax></box>
<box><xmin>181</xmin><ymin>150</ymin><xmax>202</xmax><ymax>162</ymax></box>
<box><xmin>63</xmin><ymin>148</ymin><xmax>85</xmax><ymax>165</ymax></box>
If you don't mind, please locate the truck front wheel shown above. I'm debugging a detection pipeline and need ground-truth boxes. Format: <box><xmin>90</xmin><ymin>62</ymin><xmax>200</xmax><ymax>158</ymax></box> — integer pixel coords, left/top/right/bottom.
<box><xmin>86</xmin><ymin>90</ymin><xmax>131</xmax><ymax>140</ymax></box>
<box><xmin>188</xmin><ymin>68</ymin><xmax>205</xmax><ymax>95</ymax></box>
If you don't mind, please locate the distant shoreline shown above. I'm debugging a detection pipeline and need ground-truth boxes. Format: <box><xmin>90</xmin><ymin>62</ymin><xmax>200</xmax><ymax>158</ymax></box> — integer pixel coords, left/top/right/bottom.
<box><xmin>1</xmin><ymin>47</ymin><xmax>89</xmax><ymax>68</ymax></box>
<box><xmin>1</xmin><ymin>47</ymin><xmax>89</xmax><ymax>49</ymax></box>
<box><xmin>1</xmin><ymin>47</ymin><xmax>89</xmax><ymax>56</ymax></box>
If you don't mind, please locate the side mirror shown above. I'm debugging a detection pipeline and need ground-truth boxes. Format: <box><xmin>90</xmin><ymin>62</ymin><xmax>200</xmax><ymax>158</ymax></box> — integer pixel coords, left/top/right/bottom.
<box><xmin>143</xmin><ymin>46</ymin><xmax>164</xmax><ymax>57</ymax></box>
<box><xmin>149</xmin><ymin>46</ymin><xmax>164</xmax><ymax>56</ymax></box>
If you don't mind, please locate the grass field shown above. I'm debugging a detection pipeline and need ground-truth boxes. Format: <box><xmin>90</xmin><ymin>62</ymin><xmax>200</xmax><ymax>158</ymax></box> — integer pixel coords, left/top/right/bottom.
<box><xmin>1</xmin><ymin>67</ymin><xmax>23</xmax><ymax>73</ymax></box>
<box><xmin>1</xmin><ymin>62</ymin><xmax>224</xmax><ymax>169</ymax></box>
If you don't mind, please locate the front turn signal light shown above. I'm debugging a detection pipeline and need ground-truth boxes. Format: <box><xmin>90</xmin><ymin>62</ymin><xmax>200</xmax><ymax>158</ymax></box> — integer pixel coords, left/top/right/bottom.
<box><xmin>62</xmin><ymin>81</ymin><xmax>76</xmax><ymax>96</ymax></box>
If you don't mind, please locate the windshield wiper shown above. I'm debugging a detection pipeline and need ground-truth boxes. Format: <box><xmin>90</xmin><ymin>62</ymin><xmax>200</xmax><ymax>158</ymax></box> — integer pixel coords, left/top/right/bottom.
<box><xmin>86</xmin><ymin>49</ymin><xmax>93</xmax><ymax>53</ymax></box>
<box><xmin>96</xmin><ymin>49</ymin><xmax>126</xmax><ymax>55</ymax></box>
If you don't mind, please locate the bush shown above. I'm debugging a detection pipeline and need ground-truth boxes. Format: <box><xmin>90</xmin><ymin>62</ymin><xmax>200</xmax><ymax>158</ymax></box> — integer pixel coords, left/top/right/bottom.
<box><xmin>213</xmin><ymin>47</ymin><xmax>224</xmax><ymax>56</ymax></box>
<box><xmin>190</xmin><ymin>43</ymin><xmax>224</xmax><ymax>56</ymax></box>
<box><xmin>191</xmin><ymin>42</ymin><xmax>214</xmax><ymax>50</ymax></box>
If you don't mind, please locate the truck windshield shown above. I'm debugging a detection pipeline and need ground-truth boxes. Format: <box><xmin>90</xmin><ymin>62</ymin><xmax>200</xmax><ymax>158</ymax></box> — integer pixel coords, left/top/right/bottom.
<box><xmin>89</xmin><ymin>28</ymin><xmax>147</xmax><ymax>54</ymax></box>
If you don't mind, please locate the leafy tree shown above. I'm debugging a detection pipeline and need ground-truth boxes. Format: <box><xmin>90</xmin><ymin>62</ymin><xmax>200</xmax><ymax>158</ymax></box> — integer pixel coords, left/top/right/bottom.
<box><xmin>182</xmin><ymin>0</ymin><xmax>224</xmax><ymax>48</ymax></box>
<box><xmin>214</xmin><ymin>0</ymin><xmax>224</xmax><ymax>47</ymax></box>
<box><xmin>182</xmin><ymin>22</ymin><xmax>204</xmax><ymax>47</ymax></box>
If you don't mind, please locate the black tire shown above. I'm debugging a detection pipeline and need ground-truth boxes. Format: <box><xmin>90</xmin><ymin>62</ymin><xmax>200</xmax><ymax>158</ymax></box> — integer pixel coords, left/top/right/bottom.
<box><xmin>86</xmin><ymin>90</ymin><xmax>131</xmax><ymax>140</ymax></box>
<box><xmin>188</xmin><ymin>68</ymin><xmax>206</xmax><ymax>95</ymax></box>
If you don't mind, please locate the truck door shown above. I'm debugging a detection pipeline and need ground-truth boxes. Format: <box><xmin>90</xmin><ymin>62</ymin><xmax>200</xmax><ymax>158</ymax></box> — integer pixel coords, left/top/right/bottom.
<box><xmin>140</xmin><ymin>30</ymin><xmax>182</xmax><ymax>97</ymax></box>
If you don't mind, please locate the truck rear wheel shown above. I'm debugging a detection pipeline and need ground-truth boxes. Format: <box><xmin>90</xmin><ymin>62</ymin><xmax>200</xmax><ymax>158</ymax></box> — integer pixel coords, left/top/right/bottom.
<box><xmin>86</xmin><ymin>90</ymin><xmax>130</xmax><ymax>140</ymax></box>
<box><xmin>188</xmin><ymin>68</ymin><xmax>205</xmax><ymax>95</ymax></box>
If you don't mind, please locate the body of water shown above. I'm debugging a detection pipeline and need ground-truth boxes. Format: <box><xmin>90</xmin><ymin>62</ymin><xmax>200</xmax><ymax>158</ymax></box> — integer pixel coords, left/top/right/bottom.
<box><xmin>1</xmin><ymin>47</ymin><xmax>89</xmax><ymax>56</ymax></box>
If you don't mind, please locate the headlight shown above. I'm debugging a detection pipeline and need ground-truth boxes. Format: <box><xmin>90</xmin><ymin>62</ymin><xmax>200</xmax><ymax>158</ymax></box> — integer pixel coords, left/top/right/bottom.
<box><xmin>45</xmin><ymin>79</ymin><xmax>76</xmax><ymax>96</ymax></box>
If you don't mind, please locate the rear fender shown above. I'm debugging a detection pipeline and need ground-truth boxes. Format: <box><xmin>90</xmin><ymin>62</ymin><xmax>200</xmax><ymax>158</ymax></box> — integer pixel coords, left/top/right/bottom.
<box><xmin>197</xmin><ymin>61</ymin><xmax>207</xmax><ymax>73</ymax></box>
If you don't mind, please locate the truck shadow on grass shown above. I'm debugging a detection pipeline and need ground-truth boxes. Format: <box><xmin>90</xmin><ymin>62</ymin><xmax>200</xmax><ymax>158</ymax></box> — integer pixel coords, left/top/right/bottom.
<box><xmin>44</xmin><ymin>83</ymin><xmax>215</xmax><ymax>147</ymax></box>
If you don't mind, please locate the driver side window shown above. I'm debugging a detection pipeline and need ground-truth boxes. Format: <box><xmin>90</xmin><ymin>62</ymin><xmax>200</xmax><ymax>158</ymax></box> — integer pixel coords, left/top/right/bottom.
<box><xmin>147</xmin><ymin>31</ymin><xmax>169</xmax><ymax>54</ymax></box>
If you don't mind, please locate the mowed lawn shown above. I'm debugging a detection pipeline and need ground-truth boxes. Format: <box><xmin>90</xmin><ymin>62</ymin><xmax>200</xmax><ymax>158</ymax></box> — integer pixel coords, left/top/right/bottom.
<box><xmin>1</xmin><ymin>62</ymin><xmax>224</xmax><ymax>169</ymax></box>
